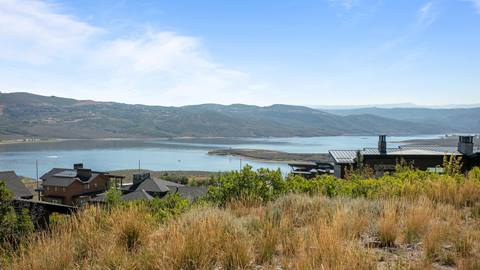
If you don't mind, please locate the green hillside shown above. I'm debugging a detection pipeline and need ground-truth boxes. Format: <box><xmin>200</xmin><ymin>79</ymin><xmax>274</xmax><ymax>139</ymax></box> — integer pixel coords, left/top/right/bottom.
<box><xmin>0</xmin><ymin>92</ymin><xmax>453</xmax><ymax>139</ymax></box>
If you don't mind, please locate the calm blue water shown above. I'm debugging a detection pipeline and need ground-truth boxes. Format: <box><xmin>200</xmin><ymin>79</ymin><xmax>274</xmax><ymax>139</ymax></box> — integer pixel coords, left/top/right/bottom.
<box><xmin>0</xmin><ymin>135</ymin><xmax>440</xmax><ymax>178</ymax></box>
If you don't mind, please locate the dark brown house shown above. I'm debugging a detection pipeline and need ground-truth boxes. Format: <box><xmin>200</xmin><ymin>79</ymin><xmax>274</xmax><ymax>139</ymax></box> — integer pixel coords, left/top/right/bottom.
<box><xmin>40</xmin><ymin>164</ymin><xmax>113</xmax><ymax>205</ymax></box>
<box><xmin>329</xmin><ymin>135</ymin><xmax>480</xmax><ymax>178</ymax></box>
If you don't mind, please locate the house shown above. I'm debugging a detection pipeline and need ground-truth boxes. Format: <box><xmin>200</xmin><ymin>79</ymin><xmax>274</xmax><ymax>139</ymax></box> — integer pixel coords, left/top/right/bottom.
<box><xmin>0</xmin><ymin>171</ymin><xmax>33</xmax><ymax>199</ymax></box>
<box><xmin>40</xmin><ymin>163</ymin><xmax>121</xmax><ymax>205</ymax></box>
<box><xmin>92</xmin><ymin>171</ymin><xmax>207</xmax><ymax>203</ymax></box>
<box><xmin>329</xmin><ymin>135</ymin><xmax>480</xmax><ymax>178</ymax></box>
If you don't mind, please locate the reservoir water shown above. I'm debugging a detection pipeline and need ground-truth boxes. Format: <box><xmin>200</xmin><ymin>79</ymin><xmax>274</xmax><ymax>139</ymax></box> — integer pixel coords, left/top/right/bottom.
<box><xmin>0</xmin><ymin>135</ymin><xmax>440</xmax><ymax>178</ymax></box>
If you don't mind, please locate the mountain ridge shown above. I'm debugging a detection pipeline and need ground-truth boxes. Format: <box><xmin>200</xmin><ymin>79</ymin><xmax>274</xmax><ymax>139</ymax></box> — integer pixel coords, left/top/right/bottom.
<box><xmin>0</xmin><ymin>92</ymin><xmax>473</xmax><ymax>139</ymax></box>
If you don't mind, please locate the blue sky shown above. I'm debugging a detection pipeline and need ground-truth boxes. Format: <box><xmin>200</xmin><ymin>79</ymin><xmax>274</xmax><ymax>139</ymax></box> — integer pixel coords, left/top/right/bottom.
<box><xmin>0</xmin><ymin>0</ymin><xmax>479</xmax><ymax>106</ymax></box>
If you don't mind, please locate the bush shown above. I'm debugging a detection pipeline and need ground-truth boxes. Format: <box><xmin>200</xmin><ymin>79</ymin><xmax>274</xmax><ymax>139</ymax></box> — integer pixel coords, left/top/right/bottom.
<box><xmin>207</xmin><ymin>166</ymin><xmax>285</xmax><ymax>206</ymax></box>
<box><xmin>0</xmin><ymin>182</ymin><xmax>33</xmax><ymax>245</ymax></box>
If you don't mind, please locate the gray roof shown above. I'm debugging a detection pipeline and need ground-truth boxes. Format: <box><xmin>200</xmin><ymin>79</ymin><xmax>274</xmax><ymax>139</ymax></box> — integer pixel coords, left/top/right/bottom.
<box><xmin>40</xmin><ymin>169</ymin><xmax>100</xmax><ymax>187</ymax></box>
<box><xmin>329</xmin><ymin>150</ymin><xmax>359</xmax><ymax>164</ymax></box>
<box><xmin>155</xmin><ymin>179</ymin><xmax>185</xmax><ymax>188</ymax></box>
<box><xmin>329</xmin><ymin>146</ymin><xmax>464</xmax><ymax>164</ymax></box>
<box><xmin>134</xmin><ymin>178</ymin><xmax>170</xmax><ymax>193</ymax></box>
<box><xmin>122</xmin><ymin>189</ymin><xmax>154</xmax><ymax>201</ymax></box>
<box><xmin>0</xmin><ymin>171</ymin><xmax>33</xmax><ymax>199</ymax></box>
<box><xmin>174</xmin><ymin>186</ymin><xmax>208</xmax><ymax>202</ymax></box>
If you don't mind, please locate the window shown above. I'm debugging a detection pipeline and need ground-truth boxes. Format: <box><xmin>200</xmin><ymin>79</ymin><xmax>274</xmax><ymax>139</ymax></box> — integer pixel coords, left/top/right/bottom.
<box><xmin>63</xmin><ymin>187</ymin><xmax>66</xmax><ymax>192</ymax></box>
<box><xmin>54</xmin><ymin>186</ymin><xmax>57</xmax><ymax>192</ymax></box>
<box><xmin>84</xmin><ymin>184</ymin><xmax>90</xmax><ymax>190</ymax></box>
<box><xmin>50</xmin><ymin>198</ymin><xmax>62</xmax><ymax>204</ymax></box>
<box><xmin>94</xmin><ymin>183</ymin><xmax>97</xmax><ymax>188</ymax></box>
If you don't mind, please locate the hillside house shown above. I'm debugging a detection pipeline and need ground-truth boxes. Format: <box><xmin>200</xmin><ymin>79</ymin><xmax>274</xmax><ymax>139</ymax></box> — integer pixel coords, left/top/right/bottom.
<box><xmin>92</xmin><ymin>172</ymin><xmax>207</xmax><ymax>203</ymax></box>
<box><xmin>40</xmin><ymin>163</ymin><xmax>122</xmax><ymax>205</ymax></box>
<box><xmin>0</xmin><ymin>171</ymin><xmax>33</xmax><ymax>199</ymax></box>
<box><xmin>329</xmin><ymin>135</ymin><xmax>480</xmax><ymax>178</ymax></box>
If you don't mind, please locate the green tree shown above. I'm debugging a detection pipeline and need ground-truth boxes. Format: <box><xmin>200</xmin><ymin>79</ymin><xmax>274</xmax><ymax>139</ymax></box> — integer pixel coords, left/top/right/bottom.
<box><xmin>105</xmin><ymin>187</ymin><xmax>122</xmax><ymax>206</ymax></box>
<box><xmin>207</xmin><ymin>166</ymin><xmax>285</xmax><ymax>205</ymax></box>
<box><xmin>0</xmin><ymin>181</ymin><xmax>17</xmax><ymax>243</ymax></box>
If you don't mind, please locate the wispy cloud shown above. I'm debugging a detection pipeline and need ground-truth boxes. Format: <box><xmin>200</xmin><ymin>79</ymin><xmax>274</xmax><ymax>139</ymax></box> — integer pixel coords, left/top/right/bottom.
<box><xmin>328</xmin><ymin>0</ymin><xmax>360</xmax><ymax>10</ymax></box>
<box><xmin>463</xmin><ymin>0</ymin><xmax>480</xmax><ymax>13</ymax></box>
<box><xmin>417</xmin><ymin>1</ymin><xmax>436</xmax><ymax>27</ymax></box>
<box><xmin>0</xmin><ymin>0</ymin><xmax>269</xmax><ymax>105</ymax></box>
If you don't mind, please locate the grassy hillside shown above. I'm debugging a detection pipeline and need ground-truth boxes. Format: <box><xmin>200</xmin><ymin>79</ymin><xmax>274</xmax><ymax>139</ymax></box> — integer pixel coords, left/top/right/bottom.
<box><xmin>2</xmin><ymin>166</ymin><xmax>480</xmax><ymax>269</ymax></box>
<box><xmin>0</xmin><ymin>92</ymin><xmax>446</xmax><ymax>139</ymax></box>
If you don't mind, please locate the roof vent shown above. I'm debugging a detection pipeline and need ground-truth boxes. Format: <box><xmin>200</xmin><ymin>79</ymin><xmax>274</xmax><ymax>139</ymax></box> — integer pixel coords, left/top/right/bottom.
<box><xmin>76</xmin><ymin>168</ymin><xmax>92</xmax><ymax>181</ymax></box>
<box><xmin>378</xmin><ymin>135</ymin><xmax>387</xmax><ymax>155</ymax></box>
<box><xmin>73</xmin><ymin>163</ymin><xmax>83</xmax><ymax>170</ymax></box>
<box><xmin>133</xmin><ymin>172</ymin><xmax>150</xmax><ymax>185</ymax></box>
<box><xmin>458</xmin><ymin>136</ymin><xmax>474</xmax><ymax>155</ymax></box>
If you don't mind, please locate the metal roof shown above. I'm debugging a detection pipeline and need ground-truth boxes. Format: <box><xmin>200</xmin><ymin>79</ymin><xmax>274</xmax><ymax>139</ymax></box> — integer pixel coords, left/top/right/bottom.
<box><xmin>329</xmin><ymin>145</ymin><xmax>465</xmax><ymax>164</ymax></box>
<box><xmin>328</xmin><ymin>150</ymin><xmax>358</xmax><ymax>164</ymax></box>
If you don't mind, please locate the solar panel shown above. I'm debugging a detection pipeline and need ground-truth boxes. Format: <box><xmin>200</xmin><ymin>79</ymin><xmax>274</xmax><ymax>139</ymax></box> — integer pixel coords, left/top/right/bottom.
<box><xmin>54</xmin><ymin>170</ymin><xmax>77</xmax><ymax>178</ymax></box>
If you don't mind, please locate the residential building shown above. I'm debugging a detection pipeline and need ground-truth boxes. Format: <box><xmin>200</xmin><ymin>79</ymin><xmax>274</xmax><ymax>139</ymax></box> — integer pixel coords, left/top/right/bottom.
<box><xmin>329</xmin><ymin>135</ymin><xmax>480</xmax><ymax>178</ymax></box>
<box><xmin>40</xmin><ymin>163</ymin><xmax>117</xmax><ymax>205</ymax></box>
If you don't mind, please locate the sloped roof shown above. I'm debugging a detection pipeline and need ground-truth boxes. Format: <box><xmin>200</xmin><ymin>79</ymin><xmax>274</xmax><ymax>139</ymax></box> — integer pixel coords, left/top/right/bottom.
<box><xmin>0</xmin><ymin>171</ymin><xmax>33</xmax><ymax>199</ymax></box>
<box><xmin>174</xmin><ymin>186</ymin><xmax>208</xmax><ymax>202</ymax></box>
<box><xmin>328</xmin><ymin>150</ymin><xmax>358</xmax><ymax>164</ymax></box>
<box><xmin>40</xmin><ymin>168</ymin><xmax>100</xmax><ymax>187</ymax></box>
<box><xmin>155</xmin><ymin>179</ymin><xmax>185</xmax><ymax>188</ymax></box>
<box><xmin>133</xmin><ymin>178</ymin><xmax>170</xmax><ymax>193</ymax></box>
<box><xmin>122</xmin><ymin>189</ymin><xmax>154</xmax><ymax>201</ymax></box>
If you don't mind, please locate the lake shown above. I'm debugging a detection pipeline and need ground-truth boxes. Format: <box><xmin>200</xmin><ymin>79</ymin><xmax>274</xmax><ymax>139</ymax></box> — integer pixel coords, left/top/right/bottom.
<box><xmin>0</xmin><ymin>135</ymin><xmax>441</xmax><ymax>178</ymax></box>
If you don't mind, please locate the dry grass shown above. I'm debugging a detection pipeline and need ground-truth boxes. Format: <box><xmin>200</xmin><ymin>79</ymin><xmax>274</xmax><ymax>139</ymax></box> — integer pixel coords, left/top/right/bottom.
<box><xmin>3</xmin><ymin>193</ymin><xmax>480</xmax><ymax>270</ymax></box>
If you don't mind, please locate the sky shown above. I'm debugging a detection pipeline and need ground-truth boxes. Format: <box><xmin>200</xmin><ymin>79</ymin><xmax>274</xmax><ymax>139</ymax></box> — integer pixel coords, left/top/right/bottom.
<box><xmin>0</xmin><ymin>0</ymin><xmax>479</xmax><ymax>106</ymax></box>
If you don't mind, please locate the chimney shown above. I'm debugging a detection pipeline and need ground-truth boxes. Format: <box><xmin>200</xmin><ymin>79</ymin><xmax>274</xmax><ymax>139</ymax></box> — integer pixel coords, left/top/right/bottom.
<box><xmin>133</xmin><ymin>172</ymin><xmax>150</xmax><ymax>185</ymax></box>
<box><xmin>76</xmin><ymin>168</ymin><xmax>92</xmax><ymax>181</ymax></box>
<box><xmin>458</xmin><ymin>136</ymin><xmax>474</xmax><ymax>155</ymax></box>
<box><xmin>378</xmin><ymin>135</ymin><xmax>387</xmax><ymax>155</ymax></box>
<box><xmin>73</xmin><ymin>163</ymin><xmax>83</xmax><ymax>170</ymax></box>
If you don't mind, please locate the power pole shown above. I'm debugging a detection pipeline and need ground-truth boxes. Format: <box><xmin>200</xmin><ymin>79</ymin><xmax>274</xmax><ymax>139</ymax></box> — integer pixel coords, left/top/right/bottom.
<box><xmin>36</xmin><ymin>160</ymin><xmax>40</xmax><ymax>200</ymax></box>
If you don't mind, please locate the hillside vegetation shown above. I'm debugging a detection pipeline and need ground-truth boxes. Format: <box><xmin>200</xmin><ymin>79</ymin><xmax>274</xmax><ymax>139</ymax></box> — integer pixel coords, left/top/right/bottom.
<box><xmin>2</xmin><ymin>165</ymin><xmax>480</xmax><ymax>269</ymax></box>
<box><xmin>0</xmin><ymin>92</ymin><xmax>451</xmax><ymax>139</ymax></box>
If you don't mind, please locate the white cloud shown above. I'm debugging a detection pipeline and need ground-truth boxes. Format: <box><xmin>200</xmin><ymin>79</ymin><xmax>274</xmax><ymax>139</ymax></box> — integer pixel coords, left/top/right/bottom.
<box><xmin>0</xmin><ymin>0</ymin><xmax>100</xmax><ymax>64</ymax></box>
<box><xmin>0</xmin><ymin>0</ymin><xmax>270</xmax><ymax>105</ymax></box>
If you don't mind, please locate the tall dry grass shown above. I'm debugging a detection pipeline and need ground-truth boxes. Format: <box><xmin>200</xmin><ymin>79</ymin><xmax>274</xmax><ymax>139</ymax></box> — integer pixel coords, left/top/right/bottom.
<box><xmin>2</xmin><ymin>192</ymin><xmax>480</xmax><ymax>269</ymax></box>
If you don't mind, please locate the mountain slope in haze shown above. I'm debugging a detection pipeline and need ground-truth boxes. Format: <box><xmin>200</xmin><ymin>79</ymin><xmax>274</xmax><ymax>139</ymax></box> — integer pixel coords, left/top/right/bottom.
<box><xmin>0</xmin><ymin>92</ymin><xmax>455</xmax><ymax>139</ymax></box>
<box><xmin>325</xmin><ymin>107</ymin><xmax>480</xmax><ymax>133</ymax></box>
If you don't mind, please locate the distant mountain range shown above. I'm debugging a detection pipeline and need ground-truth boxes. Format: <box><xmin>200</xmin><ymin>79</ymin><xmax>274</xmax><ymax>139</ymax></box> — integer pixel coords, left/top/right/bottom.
<box><xmin>325</xmin><ymin>107</ymin><xmax>480</xmax><ymax>134</ymax></box>
<box><xmin>0</xmin><ymin>92</ymin><xmax>478</xmax><ymax>139</ymax></box>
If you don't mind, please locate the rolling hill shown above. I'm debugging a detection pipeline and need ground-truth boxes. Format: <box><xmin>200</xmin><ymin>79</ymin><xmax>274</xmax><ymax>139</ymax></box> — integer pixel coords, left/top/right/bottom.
<box><xmin>325</xmin><ymin>107</ymin><xmax>480</xmax><ymax>134</ymax></box>
<box><xmin>0</xmin><ymin>92</ymin><xmax>470</xmax><ymax>139</ymax></box>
